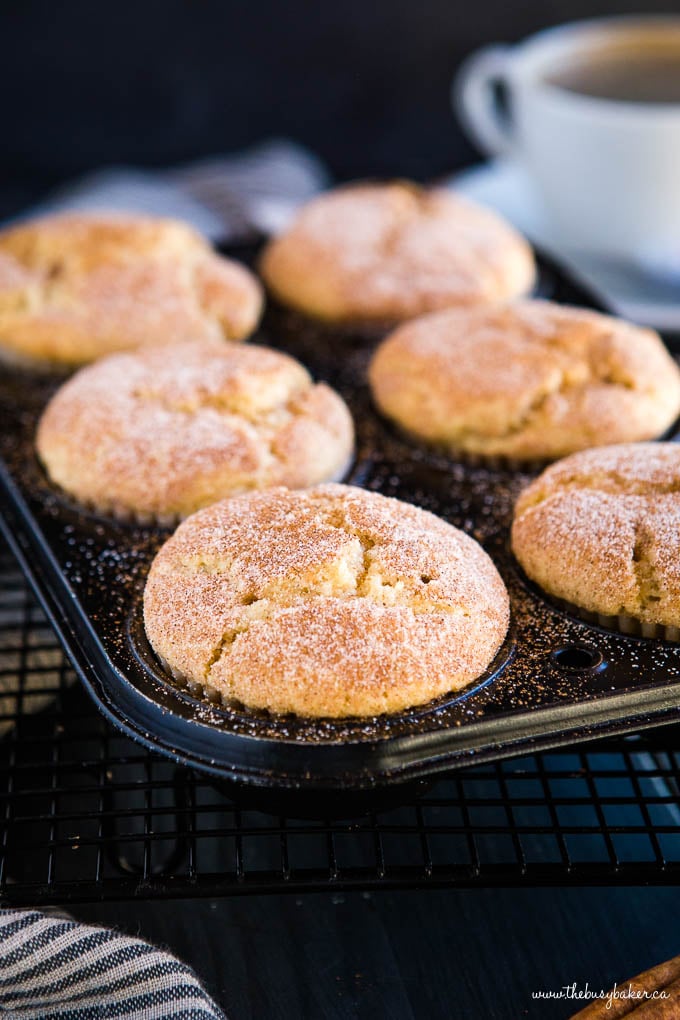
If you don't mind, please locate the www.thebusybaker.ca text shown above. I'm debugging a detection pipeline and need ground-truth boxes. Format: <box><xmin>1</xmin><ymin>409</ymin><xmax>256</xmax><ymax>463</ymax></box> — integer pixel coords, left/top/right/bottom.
<box><xmin>532</xmin><ymin>981</ymin><xmax>670</xmax><ymax>1009</ymax></box>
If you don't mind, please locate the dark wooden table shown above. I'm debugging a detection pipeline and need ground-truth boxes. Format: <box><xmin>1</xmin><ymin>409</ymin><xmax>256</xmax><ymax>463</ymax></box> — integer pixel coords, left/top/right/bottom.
<box><xmin>71</xmin><ymin>886</ymin><xmax>680</xmax><ymax>1018</ymax></box>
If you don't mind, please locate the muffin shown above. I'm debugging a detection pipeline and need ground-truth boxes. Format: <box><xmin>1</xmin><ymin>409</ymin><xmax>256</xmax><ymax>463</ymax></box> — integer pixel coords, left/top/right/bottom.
<box><xmin>260</xmin><ymin>182</ymin><xmax>535</xmax><ymax>328</ymax></box>
<box><xmin>36</xmin><ymin>342</ymin><xmax>354</xmax><ymax>523</ymax></box>
<box><xmin>512</xmin><ymin>443</ymin><xmax>680</xmax><ymax>639</ymax></box>
<box><xmin>369</xmin><ymin>300</ymin><xmax>680</xmax><ymax>464</ymax></box>
<box><xmin>143</xmin><ymin>484</ymin><xmax>510</xmax><ymax>717</ymax></box>
<box><xmin>0</xmin><ymin>212</ymin><xmax>263</xmax><ymax>367</ymax></box>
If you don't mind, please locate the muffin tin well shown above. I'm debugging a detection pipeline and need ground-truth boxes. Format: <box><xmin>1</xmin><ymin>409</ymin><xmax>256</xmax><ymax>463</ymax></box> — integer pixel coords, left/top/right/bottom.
<box><xmin>2</xmin><ymin>247</ymin><xmax>680</xmax><ymax>791</ymax></box>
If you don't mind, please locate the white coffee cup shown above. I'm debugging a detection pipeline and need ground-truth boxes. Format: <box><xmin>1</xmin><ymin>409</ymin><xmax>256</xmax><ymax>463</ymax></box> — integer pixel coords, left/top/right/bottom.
<box><xmin>454</xmin><ymin>16</ymin><xmax>680</xmax><ymax>266</ymax></box>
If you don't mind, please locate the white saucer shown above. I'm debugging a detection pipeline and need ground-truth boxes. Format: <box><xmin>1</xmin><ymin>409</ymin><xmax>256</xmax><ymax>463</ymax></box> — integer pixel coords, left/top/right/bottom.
<box><xmin>448</xmin><ymin>159</ymin><xmax>680</xmax><ymax>332</ymax></box>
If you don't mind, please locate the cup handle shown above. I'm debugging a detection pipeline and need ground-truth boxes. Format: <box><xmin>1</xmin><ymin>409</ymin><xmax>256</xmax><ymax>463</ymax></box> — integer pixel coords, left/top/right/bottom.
<box><xmin>453</xmin><ymin>45</ymin><xmax>515</xmax><ymax>158</ymax></box>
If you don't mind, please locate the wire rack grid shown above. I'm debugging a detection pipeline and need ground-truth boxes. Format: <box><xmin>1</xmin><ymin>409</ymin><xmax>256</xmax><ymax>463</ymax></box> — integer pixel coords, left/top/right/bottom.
<box><xmin>1</xmin><ymin>536</ymin><xmax>680</xmax><ymax>905</ymax></box>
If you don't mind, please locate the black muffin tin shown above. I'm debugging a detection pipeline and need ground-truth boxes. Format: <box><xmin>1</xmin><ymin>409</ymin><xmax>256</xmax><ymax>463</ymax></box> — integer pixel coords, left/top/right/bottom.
<box><xmin>2</xmin><ymin>247</ymin><xmax>680</xmax><ymax>792</ymax></box>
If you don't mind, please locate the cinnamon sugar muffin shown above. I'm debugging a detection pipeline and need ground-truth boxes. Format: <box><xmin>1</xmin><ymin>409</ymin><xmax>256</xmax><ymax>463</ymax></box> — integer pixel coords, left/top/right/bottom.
<box><xmin>369</xmin><ymin>300</ymin><xmax>680</xmax><ymax>463</ymax></box>
<box><xmin>512</xmin><ymin>444</ymin><xmax>680</xmax><ymax>638</ymax></box>
<box><xmin>36</xmin><ymin>342</ymin><xmax>354</xmax><ymax>523</ymax></box>
<box><xmin>143</xmin><ymin>485</ymin><xmax>510</xmax><ymax>717</ymax></box>
<box><xmin>0</xmin><ymin>212</ymin><xmax>263</xmax><ymax>367</ymax></box>
<box><xmin>260</xmin><ymin>182</ymin><xmax>535</xmax><ymax>327</ymax></box>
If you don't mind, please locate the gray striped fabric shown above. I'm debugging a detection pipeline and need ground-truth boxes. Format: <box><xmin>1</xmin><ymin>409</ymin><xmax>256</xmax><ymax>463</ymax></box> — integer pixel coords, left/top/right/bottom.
<box><xmin>17</xmin><ymin>139</ymin><xmax>329</xmax><ymax>243</ymax></box>
<box><xmin>0</xmin><ymin>910</ymin><xmax>226</xmax><ymax>1019</ymax></box>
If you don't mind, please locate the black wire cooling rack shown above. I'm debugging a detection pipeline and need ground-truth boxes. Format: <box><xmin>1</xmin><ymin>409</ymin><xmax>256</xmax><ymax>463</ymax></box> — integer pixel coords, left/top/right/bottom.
<box><xmin>2</xmin><ymin>534</ymin><xmax>680</xmax><ymax>906</ymax></box>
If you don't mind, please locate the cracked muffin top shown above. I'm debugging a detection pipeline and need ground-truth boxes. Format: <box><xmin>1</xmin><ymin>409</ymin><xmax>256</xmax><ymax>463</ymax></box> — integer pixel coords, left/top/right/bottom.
<box><xmin>143</xmin><ymin>484</ymin><xmax>510</xmax><ymax>717</ymax></box>
<box><xmin>512</xmin><ymin>443</ymin><xmax>680</xmax><ymax>629</ymax></box>
<box><xmin>259</xmin><ymin>182</ymin><xmax>535</xmax><ymax>327</ymax></box>
<box><xmin>0</xmin><ymin>212</ymin><xmax>263</xmax><ymax>367</ymax></box>
<box><xmin>368</xmin><ymin>299</ymin><xmax>680</xmax><ymax>461</ymax></box>
<box><xmin>36</xmin><ymin>341</ymin><xmax>354</xmax><ymax>523</ymax></box>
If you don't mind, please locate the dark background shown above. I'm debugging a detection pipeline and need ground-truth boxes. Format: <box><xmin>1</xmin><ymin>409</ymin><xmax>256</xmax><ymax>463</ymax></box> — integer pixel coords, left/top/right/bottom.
<box><xmin>2</xmin><ymin>0</ymin><xmax>680</xmax><ymax>220</ymax></box>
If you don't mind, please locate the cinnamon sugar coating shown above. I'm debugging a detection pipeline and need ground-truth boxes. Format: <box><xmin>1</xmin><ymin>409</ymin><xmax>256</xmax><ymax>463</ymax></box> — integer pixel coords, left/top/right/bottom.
<box><xmin>369</xmin><ymin>300</ymin><xmax>680</xmax><ymax>461</ymax></box>
<box><xmin>36</xmin><ymin>342</ymin><xmax>354</xmax><ymax>521</ymax></box>
<box><xmin>0</xmin><ymin>212</ymin><xmax>263</xmax><ymax>366</ymax></box>
<box><xmin>143</xmin><ymin>485</ymin><xmax>510</xmax><ymax>718</ymax></box>
<box><xmin>512</xmin><ymin>444</ymin><xmax>680</xmax><ymax>627</ymax></box>
<box><xmin>259</xmin><ymin>182</ymin><xmax>535</xmax><ymax>326</ymax></box>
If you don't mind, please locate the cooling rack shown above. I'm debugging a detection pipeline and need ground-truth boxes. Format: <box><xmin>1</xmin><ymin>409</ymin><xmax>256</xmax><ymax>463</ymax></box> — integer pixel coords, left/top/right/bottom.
<box><xmin>2</xmin><ymin>535</ymin><xmax>680</xmax><ymax>905</ymax></box>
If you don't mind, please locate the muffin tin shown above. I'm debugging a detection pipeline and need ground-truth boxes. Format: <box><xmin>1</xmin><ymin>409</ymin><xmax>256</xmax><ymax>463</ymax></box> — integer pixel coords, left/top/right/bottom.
<box><xmin>2</xmin><ymin>246</ymin><xmax>680</xmax><ymax>792</ymax></box>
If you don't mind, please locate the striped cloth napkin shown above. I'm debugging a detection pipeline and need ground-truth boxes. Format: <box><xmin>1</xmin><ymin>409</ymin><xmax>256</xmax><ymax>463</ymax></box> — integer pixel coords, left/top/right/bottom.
<box><xmin>17</xmin><ymin>138</ymin><xmax>330</xmax><ymax>242</ymax></box>
<box><xmin>0</xmin><ymin>910</ymin><xmax>225</xmax><ymax>1019</ymax></box>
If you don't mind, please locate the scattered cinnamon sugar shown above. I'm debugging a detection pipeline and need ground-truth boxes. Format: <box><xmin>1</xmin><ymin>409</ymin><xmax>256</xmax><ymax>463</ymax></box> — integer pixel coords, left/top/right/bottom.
<box><xmin>3</xmin><ymin>259</ymin><xmax>680</xmax><ymax>753</ymax></box>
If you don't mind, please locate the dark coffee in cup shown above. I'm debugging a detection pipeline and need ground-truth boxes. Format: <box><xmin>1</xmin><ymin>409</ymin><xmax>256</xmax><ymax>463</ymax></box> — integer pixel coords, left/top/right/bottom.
<box><xmin>548</xmin><ymin>43</ymin><xmax>680</xmax><ymax>104</ymax></box>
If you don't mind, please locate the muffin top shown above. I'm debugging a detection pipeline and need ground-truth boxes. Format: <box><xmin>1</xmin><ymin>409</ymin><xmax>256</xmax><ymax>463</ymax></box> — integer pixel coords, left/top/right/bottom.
<box><xmin>36</xmin><ymin>342</ymin><xmax>354</xmax><ymax>522</ymax></box>
<box><xmin>143</xmin><ymin>484</ymin><xmax>510</xmax><ymax>717</ymax></box>
<box><xmin>512</xmin><ymin>443</ymin><xmax>680</xmax><ymax>628</ymax></box>
<box><xmin>260</xmin><ymin>182</ymin><xmax>535</xmax><ymax>326</ymax></box>
<box><xmin>0</xmin><ymin>212</ymin><xmax>263</xmax><ymax>366</ymax></box>
<box><xmin>369</xmin><ymin>300</ymin><xmax>680</xmax><ymax>461</ymax></box>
